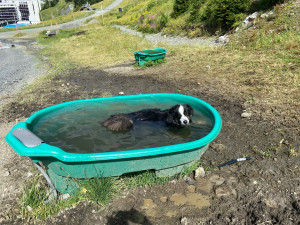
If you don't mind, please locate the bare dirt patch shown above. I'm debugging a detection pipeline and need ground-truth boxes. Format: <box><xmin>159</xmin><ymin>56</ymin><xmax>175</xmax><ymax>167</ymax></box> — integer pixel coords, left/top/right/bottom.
<box><xmin>1</xmin><ymin>63</ymin><xmax>300</xmax><ymax>224</ymax></box>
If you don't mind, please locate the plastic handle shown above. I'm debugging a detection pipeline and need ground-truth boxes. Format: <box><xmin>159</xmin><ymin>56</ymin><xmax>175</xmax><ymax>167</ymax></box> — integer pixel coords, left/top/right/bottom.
<box><xmin>12</xmin><ymin>128</ymin><xmax>43</xmax><ymax>148</ymax></box>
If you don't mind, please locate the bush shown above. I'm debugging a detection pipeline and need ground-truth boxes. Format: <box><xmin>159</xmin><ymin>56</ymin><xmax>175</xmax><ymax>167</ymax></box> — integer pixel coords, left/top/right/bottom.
<box><xmin>188</xmin><ymin>0</ymin><xmax>206</xmax><ymax>24</ymax></box>
<box><xmin>250</xmin><ymin>0</ymin><xmax>286</xmax><ymax>11</ymax></box>
<box><xmin>159</xmin><ymin>13</ymin><xmax>169</xmax><ymax>30</ymax></box>
<box><xmin>171</xmin><ymin>0</ymin><xmax>190</xmax><ymax>18</ymax></box>
<box><xmin>202</xmin><ymin>0</ymin><xmax>250</xmax><ymax>31</ymax></box>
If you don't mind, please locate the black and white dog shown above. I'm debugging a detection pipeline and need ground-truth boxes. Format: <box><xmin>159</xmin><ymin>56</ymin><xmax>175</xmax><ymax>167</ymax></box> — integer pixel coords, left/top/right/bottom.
<box><xmin>102</xmin><ymin>104</ymin><xmax>194</xmax><ymax>132</ymax></box>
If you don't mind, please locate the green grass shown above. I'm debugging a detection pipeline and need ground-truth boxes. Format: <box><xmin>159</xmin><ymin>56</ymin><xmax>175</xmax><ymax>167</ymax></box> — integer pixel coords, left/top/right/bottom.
<box><xmin>78</xmin><ymin>172</ymin><xmax>122</xmax><ymax>206</ymax></box>
<box><xmin>19</xmin><ymin>177</ymin><xmax>80</xmax><ymax>221</ymax></box>
<box><xmin>40</xmin><ymin>0</ymin><xmax>71</xmax><ymax>21</ymax></box>
<box><xmin>37</xmin><ymin>24</ymin><xmax>155</xmax><ymax>68</ymax></box>
<box><xmin>122</xmin><ymin>170</ymin><xmax>170</xmax><ymax>189</ymax></box>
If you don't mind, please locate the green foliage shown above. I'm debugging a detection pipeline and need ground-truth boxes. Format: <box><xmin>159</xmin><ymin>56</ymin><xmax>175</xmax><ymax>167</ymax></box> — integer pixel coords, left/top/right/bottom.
<box><xmin>20</xmin><ymin>178</ymin><xmax>47</xmax><ymax>211</ymax></box>
<box><xmin>202</xmin><ymin>0</ymin><xmax>250</xmax><ymax>31</ymax></box>
<box><xmin>79</xmin><ymin>176</ymin><xmax>116</xmax><ymax>206</ymax></box>
<box><xmin>188</xmin><ymin>0</ymin><xmax>206</xmax><ymax>23</ymax></box>
<box><xmin>122</xmin><ymin>170</ymin><xmax>170</xmax><ymax>188</ymax></box>
<box><xmin>171</xmin><ymin>0</ymin><xmax>191</xmax><ymax>18</ymax></box>
<box><xmin>159</xmin><ymin>13</ymin><xmax>169</xmax><ymax>30</ymax></box>
<box><xmin>250</xmin><ymin>0</ymin><xmax>286</xmax><ymax>11</ymax></box>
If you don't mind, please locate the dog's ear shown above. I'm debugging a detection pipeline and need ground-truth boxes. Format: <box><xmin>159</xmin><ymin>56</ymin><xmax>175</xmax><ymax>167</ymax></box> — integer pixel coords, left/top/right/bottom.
<box><xmin>166</xmin><ymin>105</ymin><xmax>179</xmax><ymax>125</ymax></box>
<box><xmin>168</xmin><ymin>105</ymin><xmax>180</xmax><ymax>115</ymax></box>
<box><xmin>185</xmin><ymin>104</ymin><xmax>194</xmax><ymax>116</ymax></box>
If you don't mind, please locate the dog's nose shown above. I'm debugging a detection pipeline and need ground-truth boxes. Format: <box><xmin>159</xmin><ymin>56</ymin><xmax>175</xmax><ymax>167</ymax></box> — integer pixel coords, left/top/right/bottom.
<box><xmin>183</xmin><ymin>120</ymin><xmax>188</xmax><ymax>125</ymax></box>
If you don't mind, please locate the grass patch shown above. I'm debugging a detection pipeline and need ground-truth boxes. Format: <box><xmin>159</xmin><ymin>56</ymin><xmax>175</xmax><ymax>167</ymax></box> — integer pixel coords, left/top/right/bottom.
<box><xmin>78</xmin><ymin>172</ymin><xmax>123</xmax><ymax>206</ymax></box>
<box><xmin>19</xmin><ymin>177</ymin><xmax>80</xmax><ymax>221</ymax></box>
<box><xmin>40</xmin><ymin>0</ymin><xmax>71</xmax><ymax>20</ymax></box>
<box><xmin>122</xmin><ymin>170</ymin><xmax>170</xmax><ymax>189</ymax></box>
<box><xmin>91</xmin><ymin>0</ymin><xmax>115</xmax><ymax>9</ymax></box>
<box><xmin>13</xmin><ymin>32</ymin><xmax>26</xmax><ymax>37</ymax></box>
<box><xmin>38</xmin><ymin>24</ymin><xmax>156</xmax><ymax>68</ymax></box>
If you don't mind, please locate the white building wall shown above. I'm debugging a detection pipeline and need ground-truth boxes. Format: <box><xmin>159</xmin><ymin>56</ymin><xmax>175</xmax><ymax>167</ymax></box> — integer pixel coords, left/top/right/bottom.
<box><xmin>0</xmin><ymin>0</ymin><xmax>41</xmax><ymax>24</ymax></box>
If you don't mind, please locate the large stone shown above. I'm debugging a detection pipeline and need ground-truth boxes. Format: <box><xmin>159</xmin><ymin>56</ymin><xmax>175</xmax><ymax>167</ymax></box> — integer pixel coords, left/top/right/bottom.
<box><xmin>195</xmin><ymin>167</ymin><xmax>205</xmax><ymax>179</ymax></box>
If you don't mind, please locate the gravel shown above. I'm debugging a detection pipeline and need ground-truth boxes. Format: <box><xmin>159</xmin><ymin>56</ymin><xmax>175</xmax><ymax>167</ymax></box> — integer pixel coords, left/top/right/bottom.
<box><xmin>114</xmin><ymin>25</ymin><xmax>222</xmax><ymax>46</ymax></box>
<box><xmin>0</xmin><ymin>40</ymin><xmax>46</xmax><ymax>106</ymax></box>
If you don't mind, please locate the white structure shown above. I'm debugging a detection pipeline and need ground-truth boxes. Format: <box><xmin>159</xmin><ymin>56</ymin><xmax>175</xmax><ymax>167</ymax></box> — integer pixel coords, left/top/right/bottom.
<box><xmin>0</xmin><ymin>0</ymin><xmax>41</xmax><ymax>25</ymax></box>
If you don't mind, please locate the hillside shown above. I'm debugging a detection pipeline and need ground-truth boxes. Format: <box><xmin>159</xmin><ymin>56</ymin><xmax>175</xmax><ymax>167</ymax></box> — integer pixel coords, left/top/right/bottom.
<box><xmin>0</xmin><ymin>0</ymin><xmax>299</xmax><ymax>224</ymax></box>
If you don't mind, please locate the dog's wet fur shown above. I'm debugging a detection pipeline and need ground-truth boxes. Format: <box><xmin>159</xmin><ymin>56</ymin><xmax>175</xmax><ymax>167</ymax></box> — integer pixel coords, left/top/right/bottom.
<box><xmin>102</xmin><ymin>104</ymin><xmax>194</xmax><ymax>132</ymax></box>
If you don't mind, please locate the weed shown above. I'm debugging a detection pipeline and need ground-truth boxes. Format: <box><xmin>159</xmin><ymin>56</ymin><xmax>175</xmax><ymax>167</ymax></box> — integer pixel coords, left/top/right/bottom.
<box><xmin>13</xmin><ymin>33</ymin><xmax>26</xmax><ymax>37</ymax></box>
<box><xmin>19</xmin><ymin>176</ymin><xmax>80</xmax><ymax>221</ymax></box>
<box><xmin>122</xmin><ymin>170</ymin><xmax>170</xmax><ymax>189</ymax></box>
<box><xmin>79</xmin><ymin>174</ymin><xmax>121</xmax><ymax>206</ymax></box>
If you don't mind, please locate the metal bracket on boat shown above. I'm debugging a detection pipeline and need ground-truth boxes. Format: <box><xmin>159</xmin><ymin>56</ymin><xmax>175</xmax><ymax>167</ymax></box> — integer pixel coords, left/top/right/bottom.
<box><xmin>12</xmin><ymin>128</ymin><xmax>43</xmax><ymax>147</ymax></box>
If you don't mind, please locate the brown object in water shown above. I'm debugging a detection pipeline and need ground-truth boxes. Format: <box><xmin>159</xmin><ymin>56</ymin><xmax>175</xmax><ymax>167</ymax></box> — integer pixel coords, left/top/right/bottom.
<box><xmin>102</xmin><ymin>114</ymin><xmax>133</xmax><ymax>132</ymax></box>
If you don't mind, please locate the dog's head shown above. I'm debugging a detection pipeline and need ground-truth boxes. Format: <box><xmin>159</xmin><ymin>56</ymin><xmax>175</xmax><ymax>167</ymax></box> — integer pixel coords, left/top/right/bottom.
<box><xmin>166</xmin><ymin>104</ymin><xmax>194</xmax><ymax>127</ymax></box>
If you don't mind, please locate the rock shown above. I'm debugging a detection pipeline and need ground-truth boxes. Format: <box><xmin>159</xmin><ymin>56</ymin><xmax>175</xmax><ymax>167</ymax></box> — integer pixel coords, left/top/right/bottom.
<box><xmin>195</xmin><ymin>167</ymin><xmax>205</xmax><ymax>179</ymax></box>
<box><xmin>187</xmin><ymin>185</ymin><xmax>196</xmax><ymax>193</ymax></box>
<box><xmin>27</xmin><ymin>172</ymin><xmax>33</xmax><ymax>177</ymax></box>
<box><xmin>26</xmin><ymin>206</ymin><xmax>33</xmax><ymax>212</ymax></box>
<box><xmin>242</xmin><ymin>12</ymin><xmax>258</xmax><ymax>29</ymax></box>
<box><xmin>264</xmin><ymin>197</ymin><xmax>286</xmax><ymax>208</ymax></box>
<box><xmin>209</xmin><ymin>175</ymin><xmax>225</xmax><ymax>186</ymax></box>
<box><xmin>181</xmin><ymin>216</ymin><xmax>188</xmax><ymax>225</ymax></box>
<box><xmin>241</xmin><ymin>112</ymin><xmax>252</xmax><ymax>118</ymax></box>
<box><xmin>169</xmin><ymin>179</ymin><xmax>177</xmax><ymax>184</ymax></box>
<box><xmin>59</xmin><ymin>193</ymin><xmax>70</xmax><ymax>201</ymax></box>
<box><xmin>160</xmin><ymin>196</ymin><xmax>168</xmax><ymax>203</ymax></box>
<box><xmin>4</xmin><ymin>170</ymin><xmax>10</xmax><ymax>177</ymax></box>
<box><xmin>231</xmin><ymin>189</ymin><xmax>237</xmax><ymax>198</ymax></box>
<box><xmin>183</xmin><ymin>176</ymin><xmax>195</xmax><ymax>185</ymax></box>
<box><xmin>216</xmin><ymin>35</ymin><xmax>230</xmax><ymax>45</ymax></box>
<box><xmin>215</xmin><ymin>187</ymin><xmax>231</xmax><ymax>198</ymax></box>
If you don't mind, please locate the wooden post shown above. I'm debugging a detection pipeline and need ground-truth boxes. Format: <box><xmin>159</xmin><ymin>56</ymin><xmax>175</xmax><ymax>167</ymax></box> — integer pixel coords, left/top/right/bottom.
<box><xmin>101</xmin><ymin>4</ymin><xmax>104</xmax><ymax>25</ymax></box>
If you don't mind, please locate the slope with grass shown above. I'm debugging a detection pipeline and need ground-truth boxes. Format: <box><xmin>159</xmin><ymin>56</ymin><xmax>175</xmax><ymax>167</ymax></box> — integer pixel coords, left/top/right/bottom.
<box><xmin>0</xmin><ymin>0</ymin><xmax>299</xmax><ymax>224</ymax></box>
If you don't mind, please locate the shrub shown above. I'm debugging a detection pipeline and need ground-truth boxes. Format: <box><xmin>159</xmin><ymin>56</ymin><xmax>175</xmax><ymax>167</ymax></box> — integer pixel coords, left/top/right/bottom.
<box><xmin>188</xmin><ymin>0</ymin><xmax>206</xmax><ymax>24</ymax></box>
<box><xmin>202</xmin><ymin>0</ymin><xmax>250</xmax><ymax>31</ymax></box>
<box><xmin>159</xmin><ymin>13</ymin><xmax>169</xmax><ymax>30</ymax></box>
<box><xmin>171</xmin><ymin>0</ymin><xmax>190</xmax><ymax>18</ymax></box>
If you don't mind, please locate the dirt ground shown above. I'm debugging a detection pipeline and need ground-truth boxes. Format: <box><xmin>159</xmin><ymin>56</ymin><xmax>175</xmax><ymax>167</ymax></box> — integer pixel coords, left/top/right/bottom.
<box><xmin>1</xmin><ymin>58</ymin><xmax>300</xmax><ymax>225</ymax></box>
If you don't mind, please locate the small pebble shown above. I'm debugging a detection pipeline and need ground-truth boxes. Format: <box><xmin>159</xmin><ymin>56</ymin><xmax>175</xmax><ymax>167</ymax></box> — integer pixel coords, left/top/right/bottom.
<box><xmin>183</xmin><ymin>176</ymin><xmax>195</xmax><ymax>185</ymax></box>
<box><xmin>4</xmin><ymin>171</ymin><xmax>10</xmax><ymax>177</ymax></box>
<box><xmin>241</xmin><ymin>112</ymin><xmax>252</xmax><ymax>118</ymax></box>
<box><xmin>187</xmin><ymin>185</ymin><xmax>196</xmax><ymax>193</ymax></box>
<box><xmin>160</xmin><ymin>196</ymin><xmax>168</xmax><ymax>203</ymax></box>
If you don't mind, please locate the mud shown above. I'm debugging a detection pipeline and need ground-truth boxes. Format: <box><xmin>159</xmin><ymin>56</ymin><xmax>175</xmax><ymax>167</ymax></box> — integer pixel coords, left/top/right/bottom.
<box><xmin>1</xmin><ymin>64</ymin><xmax>300</xmax><ymax>224</ymax></box>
